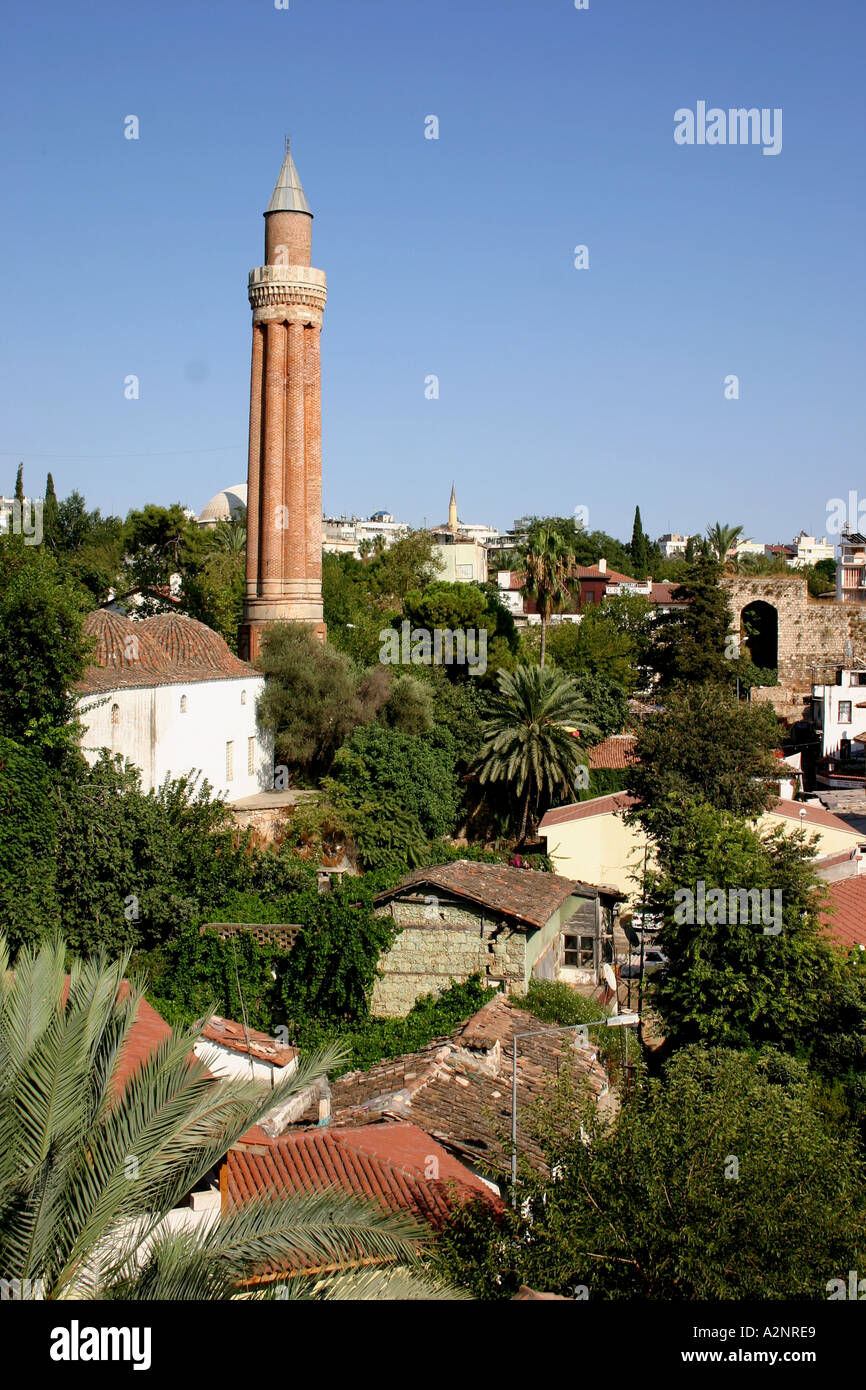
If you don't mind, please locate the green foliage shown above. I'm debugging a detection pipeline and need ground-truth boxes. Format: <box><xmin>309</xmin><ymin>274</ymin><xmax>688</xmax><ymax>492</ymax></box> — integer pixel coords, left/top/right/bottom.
<box><xmin>628</xmin><ymin>682</ymin><xmax>782</xmax><ymax>833</ymax></box>
<box><xmin>571</xmin><ymin>672</ymin><xmax>629</xmax><ymax>740</ymax></box>
<box><xmin>257</xmin><ymin>624</ymin><xmax>388</xmax><ymax>779</ymax></box>
<box><xmin>651</xmin><ymin>552</ymin><xmax>734</xmax><ymax>690</ymax></box>
<box><xmin>434</xmin><ymin>1046</ymin><xmax>866</xmax><ymax>1299</ymax></box>
<box><xmin>629</xmin><ymin>505</ymin><xmax>649</xmax><ymax>579</ymax></box>
<box><xmin>288</xmin><ymin>976</ymin><xmax>498</xmax><ymax>1076</ymax></box>
<box><xmin>475</xmin><ymin>665</ymin><xmax>600</xmax><ymax>840</ymax></box>
<box><xmin>513</xmin><ymin>979</ymin><xmax>637</xmax><ymax>1073</ymax></box>
<box><xmin>0</xmin><ymin>544</ymin><xmax>93</xmax><ymax>758</ymax></box>
<box><xmin>401</xmin><ymin>580</ymin><xmax>519</xmax><ymax>683</ymax></box>
<box><xmin>0</xmin><ymin>738</ymin><xmax>58</xmax><ymax>951</ymax></box>
<box><xmin>809</xmin><ymin>557</ymin><xmax>836</xmax><ymax>596</ymax></box>
<box><xmin>545</xmin><ymin>604</ymin><xmax>646</xmax><ymax>693</ymax></box>
<box><xmin>381</xmin><ymin>675</ymin><xmax>434</xmax><ymax>735</ymax></box>
<box><xmin>53</xmin><ymin>754</ymin><xmax>258</xmax><ymax>956</ymax></box>
<box><xmin>183</xmin><ymin>549</ymin><xmax>245</xmax><ymax>652</ymax></box>
<box><xmin>520</xmin><ymin>526</ymin><xmax>575</xmax><ymax>666</ymax></box>
<box><xmin>323</xmin><ymin>723</ymin><xmax>462</xmax><ymax>872</ymax></box>
<box><xmin>648</xmin><ymin>802</ymin><xmax>840</xmax><ymax>1053</ymax></box>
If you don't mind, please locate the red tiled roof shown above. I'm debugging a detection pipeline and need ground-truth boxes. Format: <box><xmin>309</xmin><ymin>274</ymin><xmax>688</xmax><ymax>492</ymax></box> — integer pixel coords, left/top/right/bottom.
<box><xmin>321</xmin><ymin>996</ymin><xmax>612</xmax><ymax>1173</ymax></box>
<box><xmin>649</xmin><ymin>581</ymin><xmax>684</xmax><ymax>604</ymax></box>
<box><xmin>588</xmin><ymin>735</ymin><xmax>638</xmax><ymax>771</ymax></box>
<box><xmin>539</xmin><ymin>792</ymin><xmax>640</xmax><ymax>830</ymax></box>
<box><xmin>819</xmin><ymin>876</ymin><xmax>866</xmax><ymax>953</ymax></box>
<box><xmin>57</xmin><ymin>976</ymin><xmax>175</xmax><ymax>1098</ymax></box>
<box><xmin>76</xmin><ymin>608</ymin><xmax>258</xmax><ymax>693</ymax></box>
<box><xmin>767</xmin><ymin>799</ymin><xmax>863</xmax><ymax>835</ymax></box>
<box><xmin>201</xmin><ymin>1015</ymin><xmax>298</xmax><ymax>1068</ymax></box>
<box><xmin>223</xmin><ymin>1122</ymin><xmax>497</xmax><ymax>1233</ymax></box>
<box><xmin>374</xmin><ymin>860</ymin><xmax>610</xmax><ymax>930</ymax></box>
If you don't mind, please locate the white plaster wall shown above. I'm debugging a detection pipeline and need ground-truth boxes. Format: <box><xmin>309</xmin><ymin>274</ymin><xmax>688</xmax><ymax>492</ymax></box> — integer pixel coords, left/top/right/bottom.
<box><xmin>77</xmin><ymin>676</ymin><xmax>272</xmax><ymax>799</ymax></box>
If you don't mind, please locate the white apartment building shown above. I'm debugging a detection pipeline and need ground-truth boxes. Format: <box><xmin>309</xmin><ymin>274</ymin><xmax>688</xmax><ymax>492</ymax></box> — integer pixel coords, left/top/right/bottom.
<box><xmin>811</xmin><ymin>669</ymin><xmax>866</xmax><ymax>758</ymax></box>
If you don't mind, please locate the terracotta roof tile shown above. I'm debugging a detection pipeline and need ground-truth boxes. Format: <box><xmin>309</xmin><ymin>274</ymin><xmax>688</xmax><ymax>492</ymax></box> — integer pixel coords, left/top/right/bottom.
<box><xmin>588</xmin><ymin>735</ymin><xmax>638</xmax><ymax>771</ymax></box>
<box><xmin>819</xmin><ymin>876</ymin><xmax>866</xmax><ymax>953</ymax></box>
<box><xmin>201</xmin><ymin>1015</ymin><xmax>298</xmax><ymax>1068</ymax></box>
<box><xmin>539</xmin><ymin>792</ymin><xmax>639</xmax><ymax>829</ymax></box>
<box><xmin>375</xmin><ymin>860</ymin><xmax>606</xmax><ymax>930</ymax></box>
<box><xmin>223</xmin><ymin>1121</ymin><xmax>498</xmax><ymax>1244</ymax></box>
<box><xmin>767</xmin><ymin>799</ymin><xmax>864</xmax><ymax>835</ymax></box>
<box><xmin>76</xmin><ymin>609</ymin><xmax>258</xmax><ymax>694</ymax></box>
<box><xmin>320</xmin><ymin>996</ymin><xmax>611</xmax><ymax>1175</ymax></box>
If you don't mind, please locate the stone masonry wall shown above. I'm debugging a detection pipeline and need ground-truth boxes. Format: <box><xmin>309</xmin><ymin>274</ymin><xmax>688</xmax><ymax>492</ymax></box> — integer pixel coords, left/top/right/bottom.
<box><xmin>723</xmin><ymin>575</ymin><xmax>866</xmax><ymax>690</ymax></box>
<box><xmin>371</xmin><ymin>896</ymin><xmax>526</xmax><ymax>1018</ymax></box>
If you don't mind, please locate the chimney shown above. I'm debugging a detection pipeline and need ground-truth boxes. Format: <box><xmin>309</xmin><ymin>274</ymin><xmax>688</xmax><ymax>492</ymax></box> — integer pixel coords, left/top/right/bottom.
<box><xmin>598</xmin><ymin>557</ymin><xmax>607</xmax><ymax>574</ymax></box>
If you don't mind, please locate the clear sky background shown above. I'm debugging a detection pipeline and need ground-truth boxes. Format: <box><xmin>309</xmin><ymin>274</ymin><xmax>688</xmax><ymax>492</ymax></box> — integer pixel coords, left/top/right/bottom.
<box><xmin>1</xmin><ymin>0</ymin><xmax>864</xmax><ymax>544</ymax></box>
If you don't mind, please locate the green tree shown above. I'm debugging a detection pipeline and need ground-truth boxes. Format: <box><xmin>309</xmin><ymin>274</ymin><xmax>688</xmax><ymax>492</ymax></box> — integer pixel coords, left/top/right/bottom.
<box><xmin>257</xmin><ymin>625</ymin><xmax>388</xmax><ymax>780</ymax></box>
<box><xmin>42</xmin><ymin>473</ymin><xmax>59</xmax><ymax>547</ymax></box>
<box><xmin>706</xmin><ymin>520</ymin><xmax>743</xmax><ymax>568</ymax></box>
<box><xmin>648</xmin><ymin>801</ymin><xmax>840</xmax><ymax>1052</ymax></box>
<box><xmin>325</xmin><ymin>724</ymin><xmax>461</xmax><ymax>845</ymax></box>
<box><xmin>13</xmin><ymin>463</ymin><xmax>23</xmax><ymax>502</ymax></box>
<box><xmin>0</xmin><ymin>935</ymin><xmax>446</xmax><ymax>1300</ymax></box>
<box><xmin>629</xmin><ymin>505</ymin><xmax>649</xmax><ymax>579</ymax></box>
<box><xmin>0</xmin><ymin>546</ymin><xmax>92</xmax><ymax>758</ymax></box>
<box><xmin>53</xmin><ymin>754</ymin><xmax>258</xmax><ymax>956</ymax></box>
<box><xmin>0</xmin><ymin>738</ymin><xmax>58</xmax><ymax>951</ymax></box>
<box><xmin>651</xmin><ymin>552</ymin><xmax>734</xmax><ymax>689</ymax></box>
<box><xmin>520</xmin><ymin>527</ymin><xmax>575</xmax><ymax>666</ymax></box>
<box><xmin>436</xmin><ymin>1046</ymin><xmax>866</xmax><ymax>1299</ymax></box>
<box><xmin>545</xmin><ymin>605</ymin><xmax>642</xmax><ymax>691</ymax></box>
<box><xmin>474</xmin><ymin>665</ymin><xmax>599</xmax><ymax>841</ymax></box>
<box><xmin>628</xmin><ymin>682</ymin><xmax>781</xmax><ymax>835</ymax></box>
<box><xmin>571</xmin><ymin>672</ymin><xmax>629</xmax><ymax>740</ymax></box>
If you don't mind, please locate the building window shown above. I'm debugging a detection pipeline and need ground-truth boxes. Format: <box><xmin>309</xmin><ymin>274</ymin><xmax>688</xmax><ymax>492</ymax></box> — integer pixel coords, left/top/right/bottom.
<box><xmin>180</xmin><ymin>695</ymin><xmax>188</xmax><ymax>713</ymax></box>
<box><xmin>240</xmin><ymin>690</ymin><xmax>247</xmax><ymax>706</ymax></box>
<box><xmin>226</xmin><ymin>741</ymin><xmax>234</xmax><ymax>782</ymax></box>
<box><xmin>839</xmin><ymin>701</ymin><xmax>853</xmax><ymax>723</ymax></box>
<box><xmin>248</xmin><ymin>736</ymin><xmax>255</xmax><ymax>775</ymax></box>
<box><xmin>563</xmin><ymin>932</ymin><xmax>595</xmax><ymax>969</ymax></box>
<box><xmin>110</xmin><ymin>703</ymin><xmax>120</xmax><ymax>726</ymax></box>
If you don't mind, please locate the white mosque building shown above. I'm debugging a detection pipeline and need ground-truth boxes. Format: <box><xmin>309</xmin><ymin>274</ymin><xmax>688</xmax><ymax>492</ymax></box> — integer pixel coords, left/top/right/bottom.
<box><xmin>196</xmin><ymin>484</ymin><xmax>248</xmax><ymax>528</ymax></box>
<box><xmin>76</xmin><ymin>609</ymin><xmax>272</xmax><ymax>800</ymax></box>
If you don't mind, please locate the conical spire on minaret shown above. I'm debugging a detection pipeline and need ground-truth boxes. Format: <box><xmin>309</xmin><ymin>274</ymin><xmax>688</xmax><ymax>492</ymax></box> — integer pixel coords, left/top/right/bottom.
<box><xmin>448</xmin><ymin>482</ymin><xmax>458</xmax><ymax>532</ymax></box>
<box><xmin>266</xmin><ymin>136</ymin><xmax>312</xmax><ymax>215</ymax></box>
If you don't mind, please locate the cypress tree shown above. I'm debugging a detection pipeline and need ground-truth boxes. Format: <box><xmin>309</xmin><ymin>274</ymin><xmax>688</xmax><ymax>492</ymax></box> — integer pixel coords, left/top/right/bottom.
<box><xmin>14</xmin><ymin>463</ymin><xmax>24</xmax><ymax>502</ymax></box>
<box><xmin>630</xmin><ymin>505</ymin><xmax>649</xmax><ymax>579</ymax></box>
<box><xmin>43</xmin><ymin>473</ymin><xmax>59</xmax><ymax>546</ymax></box>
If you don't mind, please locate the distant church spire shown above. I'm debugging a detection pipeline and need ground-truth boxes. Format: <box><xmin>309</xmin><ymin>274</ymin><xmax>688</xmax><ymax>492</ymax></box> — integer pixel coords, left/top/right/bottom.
<box><xmin>448</xmin><ymin>482</ymin><xmax>458</xmax><ymax>533</ymax></box>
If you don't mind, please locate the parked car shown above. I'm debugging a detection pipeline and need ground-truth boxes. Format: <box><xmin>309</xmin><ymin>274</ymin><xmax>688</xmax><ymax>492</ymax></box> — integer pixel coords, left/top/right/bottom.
<box><xmin>620</xmin><ymin>949</ymin><xmax>668</xmax><ymax>980</ymax></box>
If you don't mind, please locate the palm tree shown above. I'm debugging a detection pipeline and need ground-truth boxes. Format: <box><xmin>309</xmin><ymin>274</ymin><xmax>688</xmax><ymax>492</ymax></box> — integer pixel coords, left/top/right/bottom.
<box><xmin>0</xmin><ymin>936</ymin><xmax>452</xmax><ymax>1300</ymax></box>
<box><xmin>475</xmin><ymin>666</ymin><xmax>600</xmax><ymax>843</ymax></box>
<box><xmin>705</xmin><ymin>521</ymin><xmax>743</xmax><ymax>570</ymax></box>
<box><xmin>521</xmin><ymin>527</ymin><xmax>575</xmax><ymax>666</ymax></box>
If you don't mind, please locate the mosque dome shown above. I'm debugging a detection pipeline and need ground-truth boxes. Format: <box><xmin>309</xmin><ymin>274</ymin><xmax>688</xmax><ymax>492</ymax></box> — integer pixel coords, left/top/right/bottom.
<box><xmin>198</xmin><ymin>484</ymin><xmax>248</xmax><ymax>527</ymax></box>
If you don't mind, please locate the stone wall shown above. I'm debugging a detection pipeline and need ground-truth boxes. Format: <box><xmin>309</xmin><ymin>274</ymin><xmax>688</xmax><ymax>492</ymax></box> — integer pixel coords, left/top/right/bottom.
<box><xmin>371</xmin><ymin>895</ymin><xmax>526</xmax><ymax>1017</ymax></box>
<box><xmin>723</xmin><ymin>575</ymin><xmax>866</xmax><ymax>690</ymax></box>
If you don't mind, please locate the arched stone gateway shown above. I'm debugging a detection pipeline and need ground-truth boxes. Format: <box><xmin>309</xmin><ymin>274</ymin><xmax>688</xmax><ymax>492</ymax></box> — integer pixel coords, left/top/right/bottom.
<box><xmin>741</xmin><ymin>600</ymin><xmax>778</xmax><ymax>672</ymax></box>
<box><xmin>722</xmin><ymin>576</ymin><xmax>866</xmax><ymax>712</ymax></box>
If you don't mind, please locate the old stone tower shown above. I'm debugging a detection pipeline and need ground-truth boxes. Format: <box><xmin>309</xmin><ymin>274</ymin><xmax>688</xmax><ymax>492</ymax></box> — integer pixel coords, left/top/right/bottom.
<box><xmin>239</xmin><ymin>138</ymin><xmax>327</xmax><ymax>662</ymax></box>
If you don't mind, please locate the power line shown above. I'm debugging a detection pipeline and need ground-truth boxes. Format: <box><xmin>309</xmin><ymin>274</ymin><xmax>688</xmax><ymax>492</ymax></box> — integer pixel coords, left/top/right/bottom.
<box><xmin>0</xmin><ymin>446</ymin><xmax>241</xmax><ymax>459</ymax></box>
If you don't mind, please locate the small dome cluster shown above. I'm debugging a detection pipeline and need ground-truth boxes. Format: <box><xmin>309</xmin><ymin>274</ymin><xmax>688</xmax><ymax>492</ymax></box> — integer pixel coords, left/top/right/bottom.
<box><xmin>79</xmin><ymin>609</ymin><xmax>255</xmax><ymax>693</ymax></box>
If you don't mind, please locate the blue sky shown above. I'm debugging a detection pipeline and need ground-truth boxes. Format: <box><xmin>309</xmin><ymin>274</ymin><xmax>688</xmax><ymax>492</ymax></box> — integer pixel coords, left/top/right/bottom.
<box><xmin>1</xmin><ymin>0</ymin><xmax>864</xmax><ymax>545</ymax></box>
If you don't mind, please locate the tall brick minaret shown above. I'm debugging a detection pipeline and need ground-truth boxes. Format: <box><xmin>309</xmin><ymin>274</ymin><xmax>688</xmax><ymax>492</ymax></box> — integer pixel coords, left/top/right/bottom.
<box><xmin>239</xmin><ymin>138</ymin><xmax>327</xmax><ymax>662</ymax></box>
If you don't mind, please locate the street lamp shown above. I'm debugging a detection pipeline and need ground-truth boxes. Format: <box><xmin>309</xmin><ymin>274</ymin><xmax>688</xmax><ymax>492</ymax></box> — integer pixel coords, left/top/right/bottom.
<box><xmin>509</xmin><ymin>1012</ymin><xmax>640</xmax><ymax>1205</ymax></box>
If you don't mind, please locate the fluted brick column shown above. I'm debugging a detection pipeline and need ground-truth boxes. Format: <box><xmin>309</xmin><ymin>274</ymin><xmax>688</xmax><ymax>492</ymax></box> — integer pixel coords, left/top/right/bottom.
<box><xmin>304</xmin><ymin>324</ymin><xmax>322</xmax><ymax>584</ymax></box>
<box><xmin>260</xmin><ymin>320</ymin><xmax>286</xmax><ymax>597</ymax></box>
<box><xmin>245</xmin><ymin>324</ymin><xmax>264</xmax><ymax>599</ymax></box>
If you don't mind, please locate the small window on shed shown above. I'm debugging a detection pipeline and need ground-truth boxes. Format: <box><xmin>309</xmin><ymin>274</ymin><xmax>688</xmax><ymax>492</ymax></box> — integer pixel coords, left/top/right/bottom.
<box><xmin>110</xmin><ymin>703</ymin><xmax>120</xmax><ymax>726</ymax></box>
<box><xmin>180</xmin><ymin>694</ymin><xmax>188</xmax><ymax>713</ymax></box>
<box><xmin>563</xmin><ymin>932</ymin><xmax>595</xmax><ymax>969</ymax></box>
